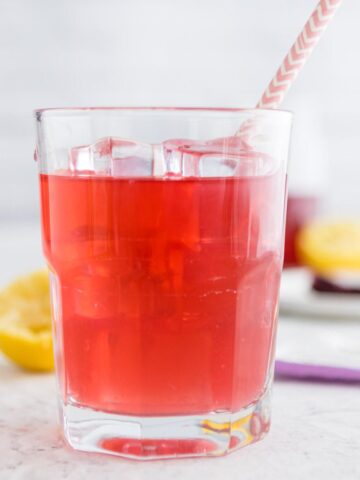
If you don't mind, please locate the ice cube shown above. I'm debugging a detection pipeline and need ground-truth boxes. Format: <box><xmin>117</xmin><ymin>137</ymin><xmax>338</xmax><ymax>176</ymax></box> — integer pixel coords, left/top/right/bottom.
<box><xmin>69</xmin><ymin>138</ymin><xmax>113</xmax><ymax>175</ymax></box>
<box><xmin>179</xmin><ymin>137</ymin><xmax>270</xmax><ymax>177</ymax></box>
<box><xmin>69</xmin><ymin>145</ymin><xmax>96</xmax><ymax>174</ymax></box>
<box><xmin>69</xmin><ymin>137</ymin><xmax>153</xmax><ymax>177</ymax></box>
<box><xmin>111</xmin><ymin>138</ymin><xmax>153</xmax><ymax>177</ymax></box>
<box><xmin>163</xmin><ymin>139</ymin><xmax>203</xmax><ymax>177</ymax></box>
<box><xmin>203</xmin><ymin>136</ymin><xmax>268</xmax><ymax>177</ymax></box>
<box><xmin>66</xmin><ymin>259</ymin><xmax>120</xmax><ymax>320</ymax></box>
<box><xmin>152</xmin><ymin>143</ymin><xmax>167</xmax><ymax>176</ymax></box>
<box><xmin>161</xmin><ymin>137</ymin><xmax>272</xmax><ymax>178</ymax></box>
<box><xmin>198</xmin><ymin>150</ymin><xmax>270</xmax><ymax>177</ymax></box>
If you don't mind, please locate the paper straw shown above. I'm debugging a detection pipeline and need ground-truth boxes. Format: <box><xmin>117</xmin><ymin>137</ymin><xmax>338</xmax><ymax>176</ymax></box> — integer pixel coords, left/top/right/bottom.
<box><xmin>258</xmin><ymin>0</ymin><xmax>343</xmax><ymax>109</ymax></box>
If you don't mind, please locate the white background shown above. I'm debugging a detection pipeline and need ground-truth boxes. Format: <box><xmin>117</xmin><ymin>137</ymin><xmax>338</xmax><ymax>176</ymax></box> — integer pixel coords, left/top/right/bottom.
<box><xmin>0</xmin><ymin>0</ymin><xmax>359</xmax><ymax>221</ymax></box>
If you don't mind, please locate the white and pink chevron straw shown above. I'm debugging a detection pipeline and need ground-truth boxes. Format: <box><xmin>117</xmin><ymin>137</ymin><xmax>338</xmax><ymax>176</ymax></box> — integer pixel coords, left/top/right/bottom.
<box><xmin>257</xmin><ymin>0</ymin><xmax>343</xmax><ymax>109</ymax></box>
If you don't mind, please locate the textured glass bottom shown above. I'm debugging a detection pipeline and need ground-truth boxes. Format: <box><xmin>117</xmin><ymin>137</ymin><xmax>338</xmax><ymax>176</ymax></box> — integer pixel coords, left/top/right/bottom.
<box><xmin>61</xmin><ymin>387</ymin><xmax>271</xmax><ymax>460</ymax></box>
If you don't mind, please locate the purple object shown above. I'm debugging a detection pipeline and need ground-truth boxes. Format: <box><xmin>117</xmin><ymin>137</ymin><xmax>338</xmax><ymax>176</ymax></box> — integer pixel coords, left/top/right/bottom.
<box><xmin>312</xmin><ymin>275</ymin><xmax>360</xmax><ymax>294</ymax></box>
<box><xmin>275</xmin><ymin>360</ymin><xmax>360</xmax><ymax>383</ymax></box>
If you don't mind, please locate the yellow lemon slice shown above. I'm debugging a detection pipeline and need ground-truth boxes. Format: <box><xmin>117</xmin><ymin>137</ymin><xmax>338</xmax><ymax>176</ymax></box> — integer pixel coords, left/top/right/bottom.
<box><xmin>0</xmin><ymin>270</ymin><xmax>54</xmax><ymax>372</ymax></box>
<box><xmin>296</xmin><ymin>221</ymin><xmax>360</xmax><ymax>273</ymax></box>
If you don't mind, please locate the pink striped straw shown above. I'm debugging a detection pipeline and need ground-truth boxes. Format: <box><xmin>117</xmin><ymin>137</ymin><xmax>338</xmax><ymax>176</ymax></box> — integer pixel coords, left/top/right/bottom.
<box><xmin>258</xmin><ymin>0</ymin><xmax>343</xmax><ymax>109</ymax></box>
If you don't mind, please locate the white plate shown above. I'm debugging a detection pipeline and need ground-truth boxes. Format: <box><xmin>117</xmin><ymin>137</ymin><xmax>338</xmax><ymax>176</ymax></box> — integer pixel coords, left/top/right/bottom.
<box><xmin>279</xmin><ymin>269</ymin><xmax>360</xmax><ymax>319</ymax></box>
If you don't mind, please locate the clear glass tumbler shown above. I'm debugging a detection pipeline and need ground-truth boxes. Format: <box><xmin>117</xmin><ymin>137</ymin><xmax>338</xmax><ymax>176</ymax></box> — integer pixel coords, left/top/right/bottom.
<box><xmin>35</xmin><ymin>107</ymin><xmax>292</xmax><ymax>460</ymax></box>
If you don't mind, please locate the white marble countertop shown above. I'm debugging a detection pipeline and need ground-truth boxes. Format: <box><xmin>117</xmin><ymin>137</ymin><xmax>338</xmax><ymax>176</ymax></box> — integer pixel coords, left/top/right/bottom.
<box><xmin>1</xmin><ymin>222</ymin><xmax>360</xmax><ymax>480</ymax></box>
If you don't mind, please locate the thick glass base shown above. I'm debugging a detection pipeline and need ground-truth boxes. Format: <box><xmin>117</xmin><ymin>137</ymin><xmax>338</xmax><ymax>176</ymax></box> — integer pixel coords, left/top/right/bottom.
<box><xmin>61</xmin><ymin>388</ymin><xmax>271</xmax><ymax>460</ymax></box>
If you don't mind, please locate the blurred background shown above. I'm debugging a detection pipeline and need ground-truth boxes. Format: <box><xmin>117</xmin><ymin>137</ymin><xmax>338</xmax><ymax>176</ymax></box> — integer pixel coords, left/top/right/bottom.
<box><xmin>0</xmin><ymin>0</ymin><xmax>359</xmax><ymax>223</ymax></box>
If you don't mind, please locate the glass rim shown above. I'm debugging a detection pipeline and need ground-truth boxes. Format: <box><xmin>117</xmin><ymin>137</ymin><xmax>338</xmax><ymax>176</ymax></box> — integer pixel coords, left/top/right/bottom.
<box><xmin>34</xmin><ymin>106</ymin><xmax>293</xmax><ymax>120</ymax></box>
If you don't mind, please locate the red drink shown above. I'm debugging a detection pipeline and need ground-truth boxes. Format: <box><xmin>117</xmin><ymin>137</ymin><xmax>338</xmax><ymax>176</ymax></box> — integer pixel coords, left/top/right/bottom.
<box><xmin>40</xmin><ymin>172</ymin><xmax>283</xmax><ymax>416</ymax></box>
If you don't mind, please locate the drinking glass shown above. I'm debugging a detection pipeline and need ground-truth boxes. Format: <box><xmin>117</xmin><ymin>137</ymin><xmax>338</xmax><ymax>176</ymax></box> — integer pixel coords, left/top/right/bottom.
<box><xmin>35</xmin><ymin>107</ymin><xmax>292</xmax><ymax>459</ymax></box>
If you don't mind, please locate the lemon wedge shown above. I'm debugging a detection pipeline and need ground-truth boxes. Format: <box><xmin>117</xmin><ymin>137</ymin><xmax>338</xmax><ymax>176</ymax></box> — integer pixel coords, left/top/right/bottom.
<box><xmin>0</xmin><ymin>270</ymin><xmax>54</xmax><ymax>372</ymax></box>
<box><xmin>296</xmin><ymin>221</ymin><xmax>360</xmax><ymax>273</ymax></box>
